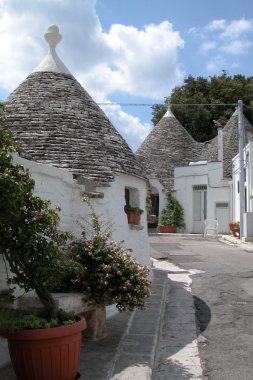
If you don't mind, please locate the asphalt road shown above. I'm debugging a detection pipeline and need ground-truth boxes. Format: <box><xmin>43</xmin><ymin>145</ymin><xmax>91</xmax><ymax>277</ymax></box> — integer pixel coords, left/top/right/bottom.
<box><xmin>150</xmin><ymin>235</ymin><xmax>253</xmax><ymax>380</ymax></box>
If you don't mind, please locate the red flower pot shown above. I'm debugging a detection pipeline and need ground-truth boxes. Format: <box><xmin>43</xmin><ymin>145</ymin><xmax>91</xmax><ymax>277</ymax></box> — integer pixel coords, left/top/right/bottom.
<box><xmin>159</xmin><ymin>225</ymin><xmax>176</xmax><ymax>233</ymax></box>
<box><xmin>229</xmin><ymin>224</ymin><xmax>240</xmax><ymax>238</ymax></box>
<box><xmin>127</xmin><ymin>212</ymin><xmax>141</xmax><ymax>225</ymax></box>
<box><xmin>2</xmin><ymin>315</ymin><xmax>86</xmax><ymax>380</ymax></box>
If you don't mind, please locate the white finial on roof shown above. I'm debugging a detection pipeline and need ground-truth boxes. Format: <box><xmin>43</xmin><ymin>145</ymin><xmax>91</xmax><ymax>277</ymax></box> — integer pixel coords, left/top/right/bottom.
<box><xmin>163</xmin><ymin>102</ymin><xmax>175</xmax><ymax>118</ymax></box>
<box><xmin>44</xmin><ymin>25</ymin><xmax>62</xmax><ymax>48</ymax></box>
<box><xmin>33</xmin><ymin>25</ymin><xmax>71</xmax><ymax>75</ymax></box>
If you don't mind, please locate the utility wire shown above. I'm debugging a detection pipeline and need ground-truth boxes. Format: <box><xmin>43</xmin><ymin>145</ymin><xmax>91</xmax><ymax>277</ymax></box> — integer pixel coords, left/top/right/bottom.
<box><xmin>98</xmin><ymin>102</ymin><xmax>237</xmax><ymax>107</ymax></box>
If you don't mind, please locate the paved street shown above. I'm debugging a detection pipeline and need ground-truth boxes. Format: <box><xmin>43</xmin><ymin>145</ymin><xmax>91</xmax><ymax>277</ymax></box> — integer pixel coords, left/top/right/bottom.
<box><xmin>2</xmin><ymin>235</ymin><xmax>253</xmax><ymax>379</ymax></box>
<box><xmin>150</xmin><ymin>234</ymin><xmax>253</xmax><ymax>380</ymax></box>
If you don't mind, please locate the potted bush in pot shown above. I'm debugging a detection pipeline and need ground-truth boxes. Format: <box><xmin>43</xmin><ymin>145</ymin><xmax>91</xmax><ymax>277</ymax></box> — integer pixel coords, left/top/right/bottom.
<box><xmin>57</xmin><ymin>210</ymin><xmax>151</xmax><ymax>313</ymax></box>
<box><xmin>124</xmin><ymin>205</ymin><xmax>144</xmax><ymax>225</ymax></box>
<box><xmin>159</xmin><ymin>192</ymin><xmax>185</xmax><ymax>233</ymax></box>
<box><xmin>229</xmin><ymin>221</ymin><xmax>240</xmax><ymax>238</ymax></box>
<box><xmin>0</xmin><ymin>123</ymin><xmax>86</xmax><ymax>380</ymax></box>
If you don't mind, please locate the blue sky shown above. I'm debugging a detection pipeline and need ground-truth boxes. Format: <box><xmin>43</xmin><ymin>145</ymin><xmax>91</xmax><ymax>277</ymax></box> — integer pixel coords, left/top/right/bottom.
<box><xmin>0</xmin><ymin>0</ymin><xmax>253</xmax><ymax>150</ymax></box>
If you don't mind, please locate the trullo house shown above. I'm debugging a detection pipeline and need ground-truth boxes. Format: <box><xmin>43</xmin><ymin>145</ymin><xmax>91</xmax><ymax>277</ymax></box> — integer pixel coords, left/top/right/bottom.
<box><xmin>0</xmin><ymin>25</ymin><xmax>150</xmax><ymax>291</ymax></box>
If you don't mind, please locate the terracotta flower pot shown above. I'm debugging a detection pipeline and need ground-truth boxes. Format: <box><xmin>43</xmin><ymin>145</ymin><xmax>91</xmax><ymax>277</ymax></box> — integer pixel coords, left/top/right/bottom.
<box><xmin>229</xmin><ymin>224</ymin><xmax>240</xmax><ymax>238</ymax></box>
<box><xmin>159</xmin><ymin>225</ymin><xmax>176</xmax><ymax>233</ymax></box>
<box><xmin>2</xmin><ymin>315</ymin><xmax>86</xmax><ymax>380</ymax></box>
<box><xmin>127</xmin><ymin>212</ymin><xmax>141</xmax><ymax>225</ymax></box>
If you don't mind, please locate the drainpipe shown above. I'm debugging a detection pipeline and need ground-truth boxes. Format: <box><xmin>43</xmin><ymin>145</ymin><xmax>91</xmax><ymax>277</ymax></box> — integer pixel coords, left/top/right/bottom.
<box><xmin>238</xmin><ymin>100</ymin><xmax>245</xmax><ymax>238</ymax></box>
<box><xmin>218</xmin><ymin>126</ymin><xmax>223</xmax><ymax>163</ymax></box>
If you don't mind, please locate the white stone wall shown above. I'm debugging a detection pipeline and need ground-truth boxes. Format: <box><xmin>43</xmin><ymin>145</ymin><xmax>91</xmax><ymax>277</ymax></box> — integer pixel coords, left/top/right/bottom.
<box><xmin>232</xmin><ymin>142</ymin><xmax>253</xmax><ymax>222</ymax></box>
<box><xmin>0</xmin><ymin>157</ymin><xmax>150</xmax><ymax>291</ymax></box>
<box><xmin>174</xmin><ymin>162</ymin><xmax>230</xmax><ymax>234</ymax></box>
<box><xmin>93</xmin><ymin>173</ymin><xmax>150</xmax><ymax>267</ymax></box>
<box><xmin>148</xmin><ymin>177</ymin><xmax>165</xmax><ymax>216</ymax></box>
<box><xmin>174</xmin><ymin>164</ymin><xmax>207</xmax><ymax>233</ymax></box>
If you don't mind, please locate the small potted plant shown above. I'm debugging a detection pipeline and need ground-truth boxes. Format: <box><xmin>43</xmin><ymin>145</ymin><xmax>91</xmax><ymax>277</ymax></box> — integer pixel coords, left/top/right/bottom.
<box><xmin>229</xmin><ymin>221</ymin><xmax>240</xmax><ymax>238</ymax></box>
<box><xmin>124</xmin><ymin>205</ymin><xmax>144</xmax><ymax>225</ymax></box>
<box><xmin>0</xmin><ymin>122</ymin><xmax>86</xmax><ymax>380</ymax></box>
<box><xmin>159</xmin><ymin>192</ymin><xmax>185</xmax><ymax>233</ymax></box>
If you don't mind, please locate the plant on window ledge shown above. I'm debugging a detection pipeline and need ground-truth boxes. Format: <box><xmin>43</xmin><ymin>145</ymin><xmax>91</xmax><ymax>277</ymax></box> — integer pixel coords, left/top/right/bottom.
<box><xmin>124</xmin><ymin>205</ymin><xmax>144</xmax><ymax>225</ymax></box>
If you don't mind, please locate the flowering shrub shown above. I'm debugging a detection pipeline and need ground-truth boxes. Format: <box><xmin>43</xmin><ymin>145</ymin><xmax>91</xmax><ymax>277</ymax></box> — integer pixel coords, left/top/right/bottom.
<box><xmin>229</xmin><ymin>221</ymin><xmax>240</xmax><ymax>228</ymax></box>
<box><xmin>60</xmin><ymin>213</ymin><xmax>151</xmax><ymax>312</ymax></box>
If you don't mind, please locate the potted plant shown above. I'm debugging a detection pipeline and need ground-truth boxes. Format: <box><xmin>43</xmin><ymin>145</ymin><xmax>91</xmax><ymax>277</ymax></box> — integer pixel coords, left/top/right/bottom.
<box><xmin>229</xmin><ymin>221</ymin><xmax>240</xmax><ymax>238</ymax></box>
<box><xmin>124</xmin><ymin>205</ymin><xmax>144</xmax><ymax>225</ymax></box>
<box><xmin>0</xmin><ymin>121</ymin><xmax>86</xmax><ymax>380</ymax></box>
<box><xmin>159</xmin><ymin>192</ymin><xmax>185</xmax><ymax>233</ymax></box>
<box><xmin>58</xmin><ymin>210</ymin><xmax>151</xmax><ymax>313</ymax></box>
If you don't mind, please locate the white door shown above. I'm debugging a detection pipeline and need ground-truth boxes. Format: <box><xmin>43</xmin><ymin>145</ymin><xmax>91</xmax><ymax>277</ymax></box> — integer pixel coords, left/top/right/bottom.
<box><xmin>192</xmin><ymin>185</ymin><xmax>207</xmax><ymax>233</ymax></box>
<box><xmin>215</xmin><ymin>202</ymin><xmax>230</xmax><ymax>234</ymax></box>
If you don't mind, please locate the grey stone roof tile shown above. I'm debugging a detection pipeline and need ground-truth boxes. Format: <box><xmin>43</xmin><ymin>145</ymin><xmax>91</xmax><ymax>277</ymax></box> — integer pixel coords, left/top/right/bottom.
<box><xmin>4</xmin><ymin>72</ymin><xmax>144</xmax><ymax>186</ymax></box>
<box><xmin>136</xmin><ymin>112</ymin><xmax>202</xmax><ymax>190</ymax></box>
<box><xmin>199</xmin><ymin>110</ymin><xmax>253</xmax><ymax>177</ymax></box>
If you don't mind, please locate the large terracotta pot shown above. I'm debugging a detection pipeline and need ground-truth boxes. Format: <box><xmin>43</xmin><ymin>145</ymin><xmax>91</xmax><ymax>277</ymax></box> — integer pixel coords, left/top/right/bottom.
<box><xmin>229</xmin><ymin>224</ymin><xmax>240</xmax><ymax>238</ymax></box>
<box><xmin>159</xmin><ymin>225</ymin><xmax>176</xmax><ymax>233</ymax></box>
<box><xmin>2</xmin><ymin>315</ymin><xmax>86</xmax><ymax>380</ymax></box>
<box><xmin>127</xmin><ymin>212</ymin><xmax>141</xmax><ymax>225</ymax></box>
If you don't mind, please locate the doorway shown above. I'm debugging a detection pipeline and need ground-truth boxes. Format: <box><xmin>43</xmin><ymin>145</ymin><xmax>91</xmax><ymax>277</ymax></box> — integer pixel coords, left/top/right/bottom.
<box><xmin>192</xmin><ymin>185</ymin><xmax>207</xmax><ymax>233</ymax></box>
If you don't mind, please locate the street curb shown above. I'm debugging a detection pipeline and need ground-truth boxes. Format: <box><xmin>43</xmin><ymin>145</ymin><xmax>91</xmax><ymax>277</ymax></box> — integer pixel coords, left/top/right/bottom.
<box><xmin>220</xmin><ymin>235</ymin><xmax>253</xmax><ymax>252</ymax></box>
<box><xmin>107</xmin><ymin>269</ymin><xmax>168</xmax><ymax>380</ymax></box>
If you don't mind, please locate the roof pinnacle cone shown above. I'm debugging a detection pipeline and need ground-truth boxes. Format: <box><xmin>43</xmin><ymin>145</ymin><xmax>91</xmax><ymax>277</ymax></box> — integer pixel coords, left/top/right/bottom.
<box><xmin>33</xmin><ymin>25</ymin><xmax>71</xmax><ymax>75</ymax></box>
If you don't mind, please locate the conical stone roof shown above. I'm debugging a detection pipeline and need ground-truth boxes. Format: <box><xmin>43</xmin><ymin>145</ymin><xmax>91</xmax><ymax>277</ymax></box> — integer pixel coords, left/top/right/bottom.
<box><xmin>4</xmin><ymin>26</ymin><xmax>144</xmax><ymax>186</ymax></box>
<box><xmin>199</xmin><ymin>109</ymin><xmax>253</xmax><ymax>177</ymax></box>
<box><xmin>136</xmin><ymin>108</ymin><xmax>201</xmax><ymax>190</ymax></box>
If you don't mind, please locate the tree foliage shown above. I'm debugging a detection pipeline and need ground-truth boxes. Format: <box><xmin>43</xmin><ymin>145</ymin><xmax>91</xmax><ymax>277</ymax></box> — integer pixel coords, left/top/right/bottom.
<box><xmin>0</xmin><ymin>104</ymin><xmax>74</xmax><ymax>319</ymax></box>
<box><xmin>151</xmin><ymin>72</ymin><xmax>253</xmax><ymax>142</ymax></box>
<box><xmin>159</xmin><ymin>192</ymin><xmax>185</xmax><ymax>229</ymax></box>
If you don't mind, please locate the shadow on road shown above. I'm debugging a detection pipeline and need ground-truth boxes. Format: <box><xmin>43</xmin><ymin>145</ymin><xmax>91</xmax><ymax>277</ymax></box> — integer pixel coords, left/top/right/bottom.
<box><xmin>194</xmin><ymin>295</ymin><xmax>212</xmax><ymax>334</ymax></box>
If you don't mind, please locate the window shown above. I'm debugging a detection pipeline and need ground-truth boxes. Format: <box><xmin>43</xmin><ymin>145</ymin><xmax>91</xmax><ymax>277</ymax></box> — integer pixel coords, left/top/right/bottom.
<box><xmin>124</xmin><ymin>187</ymin><xmax>140</xmax><ymax>208</ymax></box>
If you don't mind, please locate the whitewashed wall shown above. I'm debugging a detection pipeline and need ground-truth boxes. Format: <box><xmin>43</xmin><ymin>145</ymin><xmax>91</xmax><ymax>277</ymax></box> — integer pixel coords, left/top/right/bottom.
<box><xmin>232</xmin><ymin>142</ymin><xmax>253</xmax><ymax>221</ymax></box>
<box><xmin>148</xmin><ymin>176</ymin><xmax>165</xmax><ymax>216</ymax></box>
<box><xmin>174</xmin><ymin>162</ymin><xmax>230</xmax><ymax>234</ymax></box>
<box><xmin>0</xmin><ymin>157</ymin><xmax>150</xmax><ymax>291</ymax></box>
<box><xmin>174</xmin><ymin>164</ymin><xmax>207</xmax><ymax>233</ymax></box>
<box><xmin>94</xmin><ymin>173</ymin><xmax>150</xmax><ymax>266</ymax></box>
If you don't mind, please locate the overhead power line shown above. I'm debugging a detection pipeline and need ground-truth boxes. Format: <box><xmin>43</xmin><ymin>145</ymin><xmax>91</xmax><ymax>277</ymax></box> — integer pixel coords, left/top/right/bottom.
<box><xmin>98</xmin><ymin>102</ymin><xmax>238</xmax><ymax>107</ymax></box>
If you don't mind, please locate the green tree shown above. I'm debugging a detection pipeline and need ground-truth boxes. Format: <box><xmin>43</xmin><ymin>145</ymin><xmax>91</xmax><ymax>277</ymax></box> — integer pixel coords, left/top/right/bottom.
<box><xmin>151</xmin><ymin>72</ymin><xmax>253</xmax><ymax>142</ymax></box>
<box><xmin>159</xmin><ymin>192</ymin><xmax>185</xmax><ymax>229</ymax></box>
<box><xmin>0</xmin><ymin>104</ymin><xmax>74</xmax><ymax>320</ymax></box>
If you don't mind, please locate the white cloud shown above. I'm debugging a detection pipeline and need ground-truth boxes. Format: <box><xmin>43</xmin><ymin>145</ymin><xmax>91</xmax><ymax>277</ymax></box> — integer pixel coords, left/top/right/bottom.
<box><xmin>201</xmin><ymin>41</ymin><xmax>216</xmax><ymax>52</ymax></box>
<box><xmin>221</xmin><ymin>39</ymin><xmax>252</xmax><ymax>55</ymax></box>
<box><xmin>0</xmin><ymin>0</ymin><xmax>183</xmax><ymax>148</ymax></box>
<box><xmin>101</xmin><ymin>104</ymin><xmax>152</xmax><ymax>151</ymax></box>
<box><xmin>206</xmin><ymin>55</ymin><xmax>227</xmax><ymax>72</ymax></box>
<box><xmin>189</xmin><ymin>17</ymin><xmax>253</xmax><ymax>74</ymax></box>
<box><xmin>77</xmin><ymin>21</ymin><xmax>184</xmax><ymax>100</ymax></box>
<box><xmin>220</xmin><ymin>19</ymin><xmax>253</xmax><ymax>38</ymax></box>
<box><xmin>207</xmin><ymin>19</ymin><xmax>226</xmax><ymax>31</ymax></box>
<box><xmin>195</xmin><ymin>18</ymin><xmax>253</xmax><ymax>56</ymax></box>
